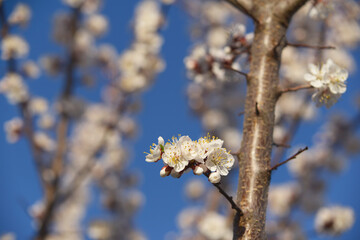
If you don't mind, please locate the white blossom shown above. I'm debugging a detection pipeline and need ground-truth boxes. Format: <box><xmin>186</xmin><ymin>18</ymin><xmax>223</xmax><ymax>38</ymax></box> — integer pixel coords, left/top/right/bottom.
<box><xmin>197</xmin><ymin>136</ymin><xmax>224</xmax><ymax>160</ymax></box>
<box><xmin>86</xmin><ymin>14</ymin><xmax>108</xmax><ymax>37</ymax></box>
<box><xmin>88</xmin><ymin>221</ymin><xmax>111</xmax><ymax>240</ymax></box>
<box><xmin>304</xmin><ymin>62</ymin><xmax>328</xmax><ymax>88</ymax></box>
<box><xmin>163</xmin><ymin>138</ymin><xmax>188</xmax><ymax>172</ymax></box>
<box><xmin>1</xmin><ymin>35</ymin><xmax>29</xmax><ymax>60</ymax></box>
<box><xmin>202</xmin><ymin>109</ymin><xmax>228</xmax><ymax>130</ymax></box>
<box><xmin>21</xmin><ymin>60</ymin><xmax>40</xmax><ymax>79</ymax></box>
<box><xmin>74</xmin><ymin>29</ymin><xmax>94</xmax><ymax>51</ymax></box>
<box><xmin>38</xmin><ymin>114</ymin><xmax>55</xmax><ymax>129</ymax></box>
<box><xmin>29</xmin><ymin>97</ymin><xmax>48</xmax><ymax>115</ymax></box>
<box><xmin>34</xmin><ymin>132</ymin><xmax>56</xmax><ymax>152</ymax></box>
<box><xmin>208</xmin><ymin>171</ymin><xmax>221</xmax><ymax>184</ymax></box>
<box><xmin>325</xmin><ymin>59</ymin><xmax>348</xmax><ymax>94</ymax></box>
<box><xmin>0</xmin><ymin>233</ymin><xmax>15</xmax><ymax>240</ymax></box>
<box><xmin>178</xmin><ymin>136</ymin><xmax>202</xmax><ymax>162</ymax></box>
<box><xmin>145</xmin><ymin>136</ymin><xmax>164</xmax><ymax>162</ymax></box>
<box><xmin>185</xmin><ymin>179</ymin><xmax>206</xmax><ymax>200</ymax></box>
<box><xmin>0</xmin><ymin>73</ymin><xmax>28</xmax><ymax>104</ymax></box>
<box><xmin>315</xmin><ymin>206</ymin><xmax>355</xmax><ymax>235</ymax></box>
<box><xmin>4</xmin><ymin>118</ymin><xmax>23</xmax><ymax>143</ymax></box>
<box><xmin>198</xmin><ymin>212</ymin><xmax>231</xmax><ymax>240</ymax></box>
<box><xmin>305</xmin><ymin>59</ymin><xmax>348</xmax><ymax>108</ymax></box>
<box><xmin>177</xmin><ymin>208</ymin><xmax>200</xmax><ymax>230</ymax></box>
<box><xmin>205</xmin><ymin>148</ymin><xmax>234</xmax><ymax>176</ymax></box>
<box><xmin>268</xmin><ymin>183</ymin><xmax>300</xmax><ymax>217</ymax></box>
<box><xmin>8</xmin><ymin>3</ymin><xmax>31</xmax><ymax>26</ymax></box>
<box><xmin>134</xmin><ymin>1</ymin><xmax>163</xmax><ymax>41</ymax></box>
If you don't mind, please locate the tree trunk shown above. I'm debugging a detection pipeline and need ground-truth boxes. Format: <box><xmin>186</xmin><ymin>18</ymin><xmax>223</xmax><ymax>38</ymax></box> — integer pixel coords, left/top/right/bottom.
<box><xmin>234</xmin><ymin>1</ymin><xmax>308</xmax><ymax>239</ymax></box>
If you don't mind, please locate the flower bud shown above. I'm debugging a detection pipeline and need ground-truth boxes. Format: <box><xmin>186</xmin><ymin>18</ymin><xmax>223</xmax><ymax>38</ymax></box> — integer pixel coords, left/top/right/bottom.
<box><xmin>193</xmin><ymin>165</ymin><xmax>204</xmax><ymax>175</ymax></box>
<box><xmin>160</xmin><ymin>166</ymin><xmax>171</xmax><ymax>177</ymax></box>
<box><xmin>208</xmin><ymin>172</ymin><xmax>221</xmax><ymax>184</ymax></box>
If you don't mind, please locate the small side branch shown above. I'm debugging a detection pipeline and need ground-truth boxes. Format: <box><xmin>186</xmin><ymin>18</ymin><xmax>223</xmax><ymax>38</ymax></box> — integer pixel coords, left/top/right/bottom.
<box><xmin>272</xmin><ymin>142</ymin><xmax>291</xmax><ymax>148</ymax></box>
<box><xmin>287</xmin><ymin>42</ymin><xmax>335</xmax><ymax>50</ymax></box>
<box><xmin>270</xmin><ymin>146</ymin><xmax>308</xmax><ymax>171</ymax></box>
<box><xmin>203</xmin><ymin>173</ymin><xmax>243</xmax><ymax>215</ymax></box>
<box><xmin>223</xmin><ymin>65</ymin><xmax>248</xmax><ymax>78</ymax></box>
<box><xmin>279</xmin><ymin>84</ymin><xmax>313</xmax><ymax>96</ymax></box>
<box><xmin>210</xmin><ymin>179</ymin><xmax>245</xmax><ymax>239</ymax></box>
<box><xmin>213</xmin><ymin>182</ymin><xmax>243</xmax><ymax>215</ymax></box>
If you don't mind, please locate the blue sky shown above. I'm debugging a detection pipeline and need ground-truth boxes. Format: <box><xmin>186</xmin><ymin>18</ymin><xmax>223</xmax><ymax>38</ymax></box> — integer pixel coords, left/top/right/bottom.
<box><xmin>0</xmin><ymin>0</ymin><xmax>360</xmax><ymax>239</ymax></box>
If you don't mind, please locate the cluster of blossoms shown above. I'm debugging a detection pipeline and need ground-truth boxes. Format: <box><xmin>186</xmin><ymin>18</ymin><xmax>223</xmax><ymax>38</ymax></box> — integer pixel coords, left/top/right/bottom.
<box><xmin>176</xmin><ymin>208</ymin><xmax>233</xmax><ymax>240</ymax></box>
<box><xmin>185</xmin><ymin>24</ymin><xmax>247</xmax><ymax>153</ymax></box>
<box><xmin>117</xmin><ymin>1</ymin><xmax>165</xmax><ymax>93</ymax></box>
<box><xmin>184</xmin><ymin>23</ymin><xmax>252</xmax><ymax>85</ymax></box>
<box><xmin>315</xmin><ymin>206</ymin><xmax>354</xmax><ymax>235</ymax></box>
<box><xmin>145</xmin><ymin>135</ymin><xmax>235</xmax><ymax>183</ymax></box>
<box><xmin>304</xmin><ymin>58</ymin><xmax>348</xmax><ymax>108</ymax></box>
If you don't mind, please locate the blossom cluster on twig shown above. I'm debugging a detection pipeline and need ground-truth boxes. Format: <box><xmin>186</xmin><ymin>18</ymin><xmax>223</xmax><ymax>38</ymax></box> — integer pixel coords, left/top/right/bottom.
<box><xmin>304</xmin><ymin>58</ymin><xmax>348</xmax><ymax>108</ymax></box>
<box><xmin>145</xmin><ymin>135</ymin><xmax>235</xmax><ymax>183</ymax></box>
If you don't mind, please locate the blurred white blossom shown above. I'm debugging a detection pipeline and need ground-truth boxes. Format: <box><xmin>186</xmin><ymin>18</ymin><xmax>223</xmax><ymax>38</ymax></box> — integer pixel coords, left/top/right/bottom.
<box><xmin>315</xmin><ymin>206</ymin><xmax>354</xmax><ymax>235</ymax></box>
<box><xmin>1</xmin><ymin>35</ymin><xmax>29</xmax><ymax>60</ymax></box>
<box><xmin>4</xmin><ymin>118</ymin><xmax>23</xmax><ymax>143</ymax></box>
<box><xmin>0</xmin><ymin>73</ymin><xmax>28</xmax><ymax>104</ymax></box>
<box><xmin>198</xmin><ymin>212</ymin><xmax>232</xmax><ymax>240</ymax></box>
<box><xmin>8</xmin><ymin>3</ymin><xmax>31</xmax><ymax>26</ymax></box>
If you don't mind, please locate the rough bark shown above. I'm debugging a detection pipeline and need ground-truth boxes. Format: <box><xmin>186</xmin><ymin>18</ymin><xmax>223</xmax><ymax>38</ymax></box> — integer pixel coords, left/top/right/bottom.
<box><xmin>232</xmin><ymin>1</ymin><xmax>308</xmax><ymax>239</ymax></box>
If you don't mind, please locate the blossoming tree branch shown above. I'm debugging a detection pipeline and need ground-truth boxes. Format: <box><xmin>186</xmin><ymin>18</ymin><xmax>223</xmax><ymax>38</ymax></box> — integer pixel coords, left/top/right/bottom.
<box><xmin>1</xmin><ymin>0</ymin><xmax>359</xmax><ymax>239</ymax></box>
<box><xmin>147</xmin><ymin>0</ymin><xmax>357</xmax><ymax>239</ymax></box>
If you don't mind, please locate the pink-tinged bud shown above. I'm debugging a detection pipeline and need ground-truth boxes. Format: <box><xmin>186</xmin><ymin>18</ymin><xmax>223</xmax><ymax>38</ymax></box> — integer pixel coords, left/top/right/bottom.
<box><xmin>160</xmin><ymin>166</ymin><xmax>171</xmax><ymax>177</ymax></box>
<box><xmin>170</xmin><ymin>169</ymin><xmax>182</xmax><ymax>178</ymax></box>
<box><xmin>208</xmin><ymin>172</ymin><xmax>221</xmax><ymax>184</ymax></box>
<box><xmin>193</xmin><ymin>165</ymin><xmax>204</xmax><ymax>175</ymax></box>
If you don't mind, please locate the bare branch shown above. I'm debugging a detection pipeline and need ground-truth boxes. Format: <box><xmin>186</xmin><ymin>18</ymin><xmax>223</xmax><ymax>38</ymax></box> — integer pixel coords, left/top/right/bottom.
<box><xmin>36</xmin><ymin>6</ymin><xmax>81</xmax><ymax>240</ymax></box>
<box><xmin>223</xmin><ymin>65</ymin><xmax>248</xmax><ymax>78</ymax></box>
<box><xmin>203</xmin><ymin>172</ymin><xmax>244</xmax><ymax>238</ymax></box>
<box><xmin>272</xmin><ymin>142</ymin><xmax>291</xmax><ymax>148</ymax></box>
<box><xmin>203</xmin><ymin>172</ymin><xmax>243</xmax><ymax>215</ymax></box>
<box><xmin>287</xmin><ymin>42</ymin><xmax>335</xmax><ymax>50</ymax></box>
<box><xmin>279</xmin><ymin>84</ymin><xmax>313</xmax><ymax>95</ymax></box>
<box><xmin>270</xmin><ymin>146</ymin><xmax>308</xmax><ymax>171</ymax></box>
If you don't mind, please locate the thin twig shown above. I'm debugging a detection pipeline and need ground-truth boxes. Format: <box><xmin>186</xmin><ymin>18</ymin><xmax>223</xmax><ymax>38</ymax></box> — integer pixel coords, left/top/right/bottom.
<box><xmin>204</xmin><ymin>173</ymin><xmax>244</xmax><ymax>239</ymax></box>
<box><xmin>223</xmin><ymin>65</ymin><xmax>248</xmax><ymax>78</ymax></box>
<box><xmin>203</xmin><ymin>173</ymin><xmax>243</xmax><ymax>215</ymax></box>
<box><xmin>212</xmin><ymin>182</ymin><xmax>243</xmax><ymax>215</ymax></box>
<box><xmin>279</xmin><ymin>84</ymin><xmax>313</xmax><ymax>95</ymax></box>
<box><xmin>36</xmin><ymin>6</ymin><xmax>81</xmax><ymax>240</ymax></box>
<box><xmin>270</xmin><ymin>146</ymin><xmax>308</xmax><ymax>171</ymax></box>
<box><xmin>272</xmin><ymin>142</ymin><xmax>291</xmax><ymax>148</ymax></box>
<box><xmin>287</xmin><ymin>42</ymin><xmax>335</xmax><ymax>50</ymax></box>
